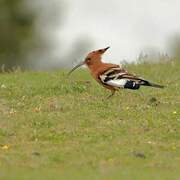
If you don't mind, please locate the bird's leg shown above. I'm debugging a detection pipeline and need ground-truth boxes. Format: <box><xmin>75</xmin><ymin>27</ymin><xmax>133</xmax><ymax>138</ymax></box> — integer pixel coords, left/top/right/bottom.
<box><xmin>107</xmin><ymin>90</ymin><xmax>115</xmax><ymax>99</ymax></box>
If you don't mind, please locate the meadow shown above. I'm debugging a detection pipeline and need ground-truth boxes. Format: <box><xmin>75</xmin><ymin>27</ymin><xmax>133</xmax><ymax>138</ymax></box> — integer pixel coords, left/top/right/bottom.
<box><xmin>0</xmin><ymin>59</ymin><xmax>179</xmax><ymax>180</ymax></box>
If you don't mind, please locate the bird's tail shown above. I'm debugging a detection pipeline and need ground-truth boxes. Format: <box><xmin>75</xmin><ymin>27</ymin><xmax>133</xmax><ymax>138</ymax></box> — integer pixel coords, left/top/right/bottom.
<box><xmin>140</xmin><ymin>80</ymin><xmax>164</xmax><ymax>88</ymax></box>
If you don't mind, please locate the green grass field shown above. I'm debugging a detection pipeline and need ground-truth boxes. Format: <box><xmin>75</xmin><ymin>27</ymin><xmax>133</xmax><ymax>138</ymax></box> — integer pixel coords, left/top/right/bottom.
<box><xmin>0</xmin><ymin>60</ymin><xmax>180</xmax><ymax>180</ymax></box>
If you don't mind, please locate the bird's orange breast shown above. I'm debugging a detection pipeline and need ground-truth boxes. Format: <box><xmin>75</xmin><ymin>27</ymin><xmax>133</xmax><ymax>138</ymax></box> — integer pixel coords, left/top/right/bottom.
<box><xmin>87</xmin><ymin>63</ymin><xmax>120</xmax><ymax>91</ymax></box>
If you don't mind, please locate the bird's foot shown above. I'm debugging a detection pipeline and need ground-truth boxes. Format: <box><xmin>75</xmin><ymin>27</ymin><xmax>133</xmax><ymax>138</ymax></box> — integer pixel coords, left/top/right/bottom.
<box><xmin>106</xmin><ymin>90</ymin><xmax>115</xmax><ymax>99</ymax></box>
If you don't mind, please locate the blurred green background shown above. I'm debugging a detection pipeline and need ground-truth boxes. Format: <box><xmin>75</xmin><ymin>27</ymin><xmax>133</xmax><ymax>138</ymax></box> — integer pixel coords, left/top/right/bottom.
<box><xmin>0</xmin><ymin>1</ymin><xmax>180</xmax><ymax>179</ymax></box>
<box><xmin>0</xmin><ymin>0</ymin><xmax>179</xmax><ymax>71</ymax></box>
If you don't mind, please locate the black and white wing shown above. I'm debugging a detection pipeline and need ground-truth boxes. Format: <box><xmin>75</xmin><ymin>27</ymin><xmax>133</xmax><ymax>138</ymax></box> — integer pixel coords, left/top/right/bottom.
<box><xmin>99</xmin><ymin>67</ymin><xmax>164</xmax><ymax>89</ymax></box>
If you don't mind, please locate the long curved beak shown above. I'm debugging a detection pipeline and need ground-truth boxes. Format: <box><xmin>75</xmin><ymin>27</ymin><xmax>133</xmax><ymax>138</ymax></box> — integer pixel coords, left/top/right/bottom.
<box><xmin>68</xmin><ymin>61</ymin><xmax>85</xmax><ymax>75</ymax></box>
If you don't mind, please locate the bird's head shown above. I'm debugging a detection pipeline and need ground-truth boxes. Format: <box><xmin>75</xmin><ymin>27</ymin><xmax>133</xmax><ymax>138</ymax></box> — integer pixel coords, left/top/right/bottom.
<box><xmin>68</xmin><ymin>46</ymin><xmax>110</xmax><ymax>75</ymax></box>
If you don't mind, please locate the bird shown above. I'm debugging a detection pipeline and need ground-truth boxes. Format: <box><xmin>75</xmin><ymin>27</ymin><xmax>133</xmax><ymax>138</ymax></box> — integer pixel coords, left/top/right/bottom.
<box><xmin>68</xmin><ymin>47</ymin><xmax>164</xmax><ymax>98</ymax></box>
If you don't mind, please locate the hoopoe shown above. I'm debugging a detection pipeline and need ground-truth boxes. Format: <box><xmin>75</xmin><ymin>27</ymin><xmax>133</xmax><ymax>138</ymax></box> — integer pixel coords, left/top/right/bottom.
<box><xmin>68</xmin><ymin>47</ymin><xmax>164</xmax><ymax>98</ymax></box>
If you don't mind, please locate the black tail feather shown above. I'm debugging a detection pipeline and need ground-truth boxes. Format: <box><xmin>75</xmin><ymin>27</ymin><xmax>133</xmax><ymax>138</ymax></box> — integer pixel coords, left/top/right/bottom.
<box><xmin>124</xmin><ymin>80</ymin><xmax>140</xmax><ymax>90</ymax></box>
<box><xmin>140</xmin><ymin>80</ymin><xmax>164</xmax><ymax>88</ymax></box>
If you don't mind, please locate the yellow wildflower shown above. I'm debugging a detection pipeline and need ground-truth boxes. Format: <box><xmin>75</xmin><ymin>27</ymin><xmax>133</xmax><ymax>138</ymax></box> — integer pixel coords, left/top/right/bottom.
<box><xmin>1</xmin><ymin>145</ymin><xmax>9</xmax><ymax>150</ymax></box>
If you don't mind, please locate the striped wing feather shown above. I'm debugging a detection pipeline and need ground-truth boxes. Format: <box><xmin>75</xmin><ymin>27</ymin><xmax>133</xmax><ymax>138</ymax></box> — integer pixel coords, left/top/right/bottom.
<box><xmin>99</xmin><ymin>67</ymin><xmax>144</xmax><ymax>87</ymax></box>
<box><xmin>99</xmin><ymin>66</ymin><xmax>164</xmax><ymax>89</ymax></box>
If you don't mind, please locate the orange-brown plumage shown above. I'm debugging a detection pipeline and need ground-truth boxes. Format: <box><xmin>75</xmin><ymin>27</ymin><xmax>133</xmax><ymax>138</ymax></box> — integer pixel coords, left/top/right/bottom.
<box><xmin>68</xmin><ymin>47</ymin><xmax>164</xmax><ymax>98</ymax></box>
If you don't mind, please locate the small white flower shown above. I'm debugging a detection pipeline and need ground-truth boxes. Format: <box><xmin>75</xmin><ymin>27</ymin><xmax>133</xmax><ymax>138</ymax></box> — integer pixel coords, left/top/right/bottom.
<box><xmin>1</xmin><ymin>84</ymin><xmax>6</xmax><ymax>89</ymax></box>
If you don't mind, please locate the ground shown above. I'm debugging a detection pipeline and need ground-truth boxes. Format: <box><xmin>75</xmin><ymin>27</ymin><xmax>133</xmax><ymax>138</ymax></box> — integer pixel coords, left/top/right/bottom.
<box><xmin>0</xmin><ymin>60</ymin><xmax>179</xmax><ymax>180</ymax></box>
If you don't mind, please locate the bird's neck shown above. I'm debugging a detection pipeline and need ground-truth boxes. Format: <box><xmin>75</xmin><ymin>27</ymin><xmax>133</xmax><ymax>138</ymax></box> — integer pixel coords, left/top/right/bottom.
<box><xmin>87</xmin><ymin>59</ymin><xmax>104</xmax><ymax>73</ymax></box>
<box><xmin>87</xmin><ymin>60</ymin><xmax>120</xmax><ymax>79</ymax></box>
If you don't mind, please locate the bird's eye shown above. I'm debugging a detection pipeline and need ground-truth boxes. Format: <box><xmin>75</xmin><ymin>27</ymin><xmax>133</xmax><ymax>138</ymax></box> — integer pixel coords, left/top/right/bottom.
<box><xmin>98</xmin><ymin>50</ymin><xmax>102</xmax><ymax>52</ymax></box>
<box><xmin>86</xmin><ymin>58</ymin><xmax>91</xmax><ymax>61</ymax></box>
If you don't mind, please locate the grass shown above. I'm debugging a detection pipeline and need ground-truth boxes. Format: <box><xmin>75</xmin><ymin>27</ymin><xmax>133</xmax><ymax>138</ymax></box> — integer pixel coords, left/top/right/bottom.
<box><xmin>0</xmin><ymin>59</ymin><xmax>180</xmax><ymax>180</ymax></box>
